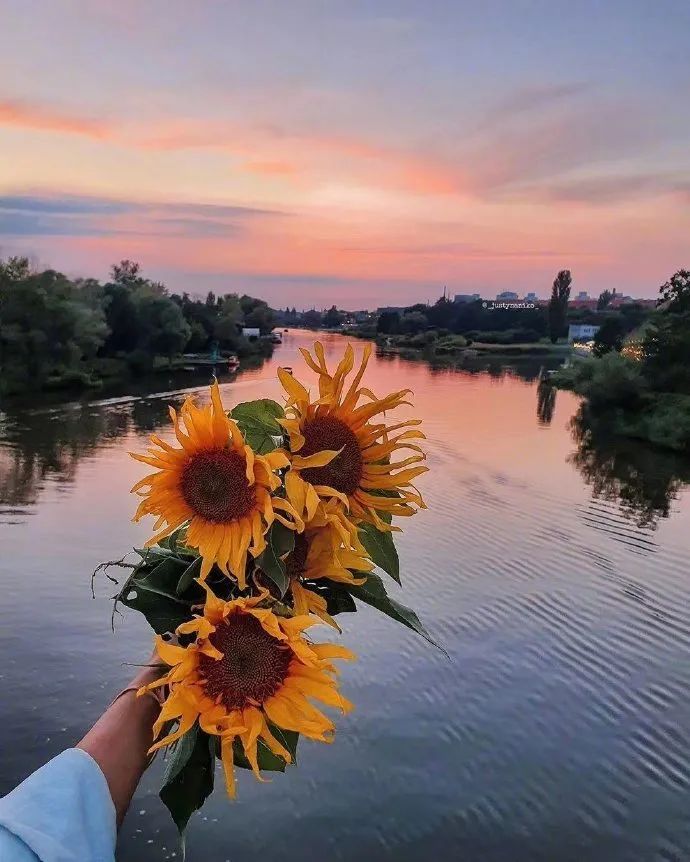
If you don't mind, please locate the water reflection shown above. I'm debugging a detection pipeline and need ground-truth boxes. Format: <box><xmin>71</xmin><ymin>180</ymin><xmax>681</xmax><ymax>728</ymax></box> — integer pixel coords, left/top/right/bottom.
<box><xmin>0</xmin><ymin>397</ymin><xmax>175</xmax><ymax>511</ymax></box>
<box><xmin>390</xmin><ymin>349</ymin><xmax>551</xmax><ymax>383</ymax></box>
<box><xmin>536</xmin><ymin>380</ymin><xmax>557</xmax><ymax>425</ymax></box>
<box><xmin>0</xmin><ymin>357</ymin><xmax>275</xmax><ymax>514</ymax></box>
<box><xmin>569</xmin><ymin>405</ymin><xmax>690</xmax><ymax>528</ymax></box>
<box><xmin>3</xmin><ymin>332</ymin><xmax>690</xmax><ymax>861</ymax></box>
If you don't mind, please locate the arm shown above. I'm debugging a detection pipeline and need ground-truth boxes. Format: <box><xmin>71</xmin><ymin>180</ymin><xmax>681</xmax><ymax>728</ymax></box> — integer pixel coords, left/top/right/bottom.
<box><xmin>77</xmin><ymin>657</ymin><xmax>163</xmax><ymax>827</ymax></box>
<box><xmin>0</xmin><ymin>655</ymin><xmax>163</xmax><ymax>861</ymax></box>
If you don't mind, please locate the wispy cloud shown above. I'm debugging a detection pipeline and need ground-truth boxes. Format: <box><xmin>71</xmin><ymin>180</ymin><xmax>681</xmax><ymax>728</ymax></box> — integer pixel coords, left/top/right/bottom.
<box><xmin>0</xmin><ymin>192</ymin><xmax>285</xmax><ymax>239</ymax></box>
<box><xmin>530</xmin><ymin>173</ymin><xmax>690</xmax><ymax>205</ymax></box>
<box><xmin>0</xmin><ymin>97</ymin><xmax>466</xmax><ymax>197</ymax></box>
<box><xmin>478</xmin><ymin>81</ymin><xmax>591</xmax><ymax>130</ymax></box>
<box><xmin>0</xmin><ymin>98</ymin><xmax>110</xmax><ymax>138</ymax></box>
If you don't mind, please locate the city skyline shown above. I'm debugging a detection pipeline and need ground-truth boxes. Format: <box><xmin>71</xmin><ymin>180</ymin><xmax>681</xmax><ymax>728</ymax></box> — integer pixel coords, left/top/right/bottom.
<box><xmin>1</xmin><ymin>0</ymin><xmax>689</xmax><ymax>308</ymax></box>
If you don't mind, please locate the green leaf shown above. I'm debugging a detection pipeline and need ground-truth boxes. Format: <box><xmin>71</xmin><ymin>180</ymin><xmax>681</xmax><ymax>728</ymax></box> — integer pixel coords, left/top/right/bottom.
<box><xmin>176</xmin><ymin>556</ymin><xmax>203</xmax><ymax>596</ymax></box>
<box><xmin>358</xmin><ymin>521</ymin><xmax>400</xmax><ymax>583</ymax></box>
<box><xmin>346</xmin><ymin>572</ymin><xmax>442</xmax><ymax>650</ymax></box>
<box><xmin>160</xmin><ymin>724</ymin><xmax>215</xmax><ymax>834</ymax></box>
<box><xmin>139</xmin><ymin>556</ymin><xmax>189</xmax><ymax>592</ymax></box>
<box><xmin>119</xmin><ymin>582</ymin><xmax>192</xmax><ymax>635</ymax></box>
<box><xmin>270</xmin><ymin>725</ymin><xmax>299</xmax><ymax>763</ymax></box>
<box><xmin>255</xmin><ymin>522</ymin><xmax>294</xmax><ymax>597</ymax></box>
<box><xmin>307</xmin><ymin>580</ymin><xmax>357</xmax><ymax>616</ymax></box>
<box><xmin>118</xmin><ymin>555</ymin><xmax>201</xmax><ymax>634</ymax></box>
<box><xmin>230</xmin><ymin>399</ymin><xmax>285</xmax><ymax>454</ymax></box>
<box><xmin>158</xmin><ymin>527</ymin><xmax>198</xmax><ymax>559</ymax></box>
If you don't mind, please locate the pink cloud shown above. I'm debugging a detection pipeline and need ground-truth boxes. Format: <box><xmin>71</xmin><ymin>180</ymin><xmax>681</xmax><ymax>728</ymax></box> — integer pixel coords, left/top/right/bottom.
<box><xmin>0</xmin><ymin>98</ymin><xmax>110</xmax><ymax>138</ymax></box>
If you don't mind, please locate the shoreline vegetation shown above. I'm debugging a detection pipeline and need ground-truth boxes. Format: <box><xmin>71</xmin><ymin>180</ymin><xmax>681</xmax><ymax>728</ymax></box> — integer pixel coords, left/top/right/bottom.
<box><xmin>343</xmin><ymin>329</ymin><xmax>572</xmax><ymax>358</ymax></box>
<box><xmin>3</xmin><ymin>255</ymin><xmax>688</xmax><ymax>457</ymax></box>
<box><xmin>1</xmin><ymin>257</ymin><xmax>276</xmax><ymax>397</ymax></box>
<box><xmin>305</xmin><ymin>268</ymin><xmax>655</xmax><ymax>361</ymax></box>
<box><xmin>551</xmin><ymin>270</ymin><xmax>690</xmax><ymax>453</ymax></box>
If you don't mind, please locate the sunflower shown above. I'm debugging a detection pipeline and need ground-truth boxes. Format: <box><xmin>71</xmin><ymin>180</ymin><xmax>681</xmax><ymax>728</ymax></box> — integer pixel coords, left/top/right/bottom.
<box><xmin>139</xmin><ymin>584</ymin><xmax>355</xmax><ymax>798</ymax></box>
<box><xmin>285</xmin><ymin>499</ymin><xmax>373</xmax><ymax>627</ymax></box>
<box><xmin>131</xmin><ymin>381</ymin><xmax>299</xmax><ymax>586</ymax></box>
<box><xmin>278</xmin><ymin>342</ymin><xmax>428</xmax><ymax>530</ymax></box>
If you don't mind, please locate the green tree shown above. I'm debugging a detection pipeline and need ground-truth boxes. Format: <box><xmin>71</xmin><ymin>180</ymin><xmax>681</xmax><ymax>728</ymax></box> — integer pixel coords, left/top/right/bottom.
<box><xmin>643</xmin><ymin>270</ymin><xmax>690</xmax><ymax>394</ymax></box>
<box><xmin>377</xmin><ymin>311</ymin><xmax>401</xmax><ymax>334</ymax></box>
<box><xmin>657</xmin><ymin>269</ymin><xmax>690</xmax><ymax>312</ymax></box>
<box><xmin>0</xmin><ymin>255</ymin><xmax>31</xmax><ymax>282</ymax></box>
<box><xmin>323</xmin><ymin>305</ymin><xmax>344</xmax><ymax>328</ymax></box>
<box><xmin>214</xmin><ymin>294</ymin><xmax>244</xmax><ymax>348</ymax></box>
<box><xmin>593</xmin><ymin>316</ymin><xmax>626</xmax><ymax>357</ymax></box>
<box><xmin>111</xmin><ymin>259</ymin><xmax>142</xmax><ymax>287</ymax></box>
<box><xmin>303</xmin><ymin>309</ymin><xmax>323</xmax><ymax>328</ymax></box>
<box><xmin>137</xmin><ymin>295</ymin><xmax>190</xmax><ymax>362</ymax></box>
<box><xmin>244</xmin><ymin>302</ymin><xmax>275</xmax><ymax>334</ymax></box>
<box><xmin>597</xmin><ymin>289</ymin><xmax>613</xmax><ymax>310</ymax></box>
<box><xmin>548</xmin><ymin>269</ymin><xmax>572</xmax><ymax>343</ymax></box>
<box><xmin>1</xmin><ymin>264</ymin><xmax>108</xmax><ymax>393</ymax></box>
<box><xmin>102</xmin><ymin>262</ymin><xmax>190</xmax><ymax>362</ymax></box>
<box><xmin>400</xmin><ymin>311</ymin><xmax>428</xmax><ymax>334</ymax></box>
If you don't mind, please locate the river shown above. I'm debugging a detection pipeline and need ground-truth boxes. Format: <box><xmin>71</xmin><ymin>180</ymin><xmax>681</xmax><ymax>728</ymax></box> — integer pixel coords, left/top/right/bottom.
<box><xmin>1</xmin><ymin>329</ymin><xmax>689</xmax><ymax>861</ymax></box>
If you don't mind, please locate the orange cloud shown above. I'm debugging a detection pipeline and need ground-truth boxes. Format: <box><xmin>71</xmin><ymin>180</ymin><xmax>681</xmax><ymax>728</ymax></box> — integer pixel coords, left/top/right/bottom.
<box><xmin>0</xmin><ymin>98</ymin><xmax>110</xmax><ymax>138</ymax></box>
<box><xmin>242</xmin><ymin>159</ymin><xmax>299</xmax><ymax>176</ymax></box>
<box><xmin>0</xmin><ymin>97</ymin><xmax>466</xmax><ymax>197</ymax></box>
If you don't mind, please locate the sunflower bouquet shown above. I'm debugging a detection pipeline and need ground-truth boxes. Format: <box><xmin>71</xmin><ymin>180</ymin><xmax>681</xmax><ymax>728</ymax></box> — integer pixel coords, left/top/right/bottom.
<box><xmin>107</xmin><ymin>341</ymin><xmax>433</xmax><ymax>834</ymax></box>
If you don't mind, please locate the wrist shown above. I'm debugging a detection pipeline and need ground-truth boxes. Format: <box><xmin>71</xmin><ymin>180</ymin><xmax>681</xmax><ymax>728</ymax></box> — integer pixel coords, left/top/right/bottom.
<box><xmin>127</xmin><ymin>662</ymin><xmax>165</xmax><ymax>691</ymax></box>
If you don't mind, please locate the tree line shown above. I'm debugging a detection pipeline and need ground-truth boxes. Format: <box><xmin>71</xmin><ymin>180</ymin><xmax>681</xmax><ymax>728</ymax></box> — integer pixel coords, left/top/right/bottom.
<box><xmin>0</xmin><ymin>257</ymin><xmax>276</xmax><ymax>395</ymax></box>
<box><xmin>553</xmin><ymin>269</ymin><xmax>690</xmax><ymax>452</ymax></box>
<box><xmin>371</xmin><ymin>269</ymin><xmax>654</xmax><ymax>348</ymax></box>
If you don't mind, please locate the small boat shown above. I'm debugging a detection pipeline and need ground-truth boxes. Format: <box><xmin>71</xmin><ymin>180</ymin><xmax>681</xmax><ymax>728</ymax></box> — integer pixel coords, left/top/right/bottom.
<box><xmin>227</xmin><ymin>355</ymin><xmax>240</xmax><ymax>371</ymax></box>
<box><xmin>271</xmin><ymin>332</ymin><xmax>283</xmax><ymax>344</ymax></box>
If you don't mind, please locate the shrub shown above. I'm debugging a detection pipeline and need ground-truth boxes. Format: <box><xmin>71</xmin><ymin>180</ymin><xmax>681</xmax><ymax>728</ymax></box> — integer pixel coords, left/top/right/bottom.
<box><xmin>553</xmin><ymin>353</ymin><xmax>647</xmax><ymax>409</ymax></box>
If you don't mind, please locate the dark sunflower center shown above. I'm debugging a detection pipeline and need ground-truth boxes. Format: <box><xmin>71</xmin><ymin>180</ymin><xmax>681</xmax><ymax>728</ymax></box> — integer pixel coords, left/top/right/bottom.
<box><xmin>285</xmin><ymin>533</ymin><xmax>310</xmax><ymax>582</ymax></box>
<box><xmin>299</xmin><ymin>416</ymin><xmax>363</xmax><ymax>495</ymax></box>
<box><xmin>180</xmin><ymin>448</ymin><xmax>255</xmax><ymax>523</ymax></box>
<box><xmin>198</xmin><ymin>611</ymin><xmax>292</xmax><ymax>710</ymax></box>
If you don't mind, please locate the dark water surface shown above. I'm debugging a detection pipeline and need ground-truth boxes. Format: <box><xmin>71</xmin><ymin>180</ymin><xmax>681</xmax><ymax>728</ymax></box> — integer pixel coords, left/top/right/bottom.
<box><xmin>1</xmin><ymin>330</ymin><xmax>690</xmax><ymax>862</ymax></box>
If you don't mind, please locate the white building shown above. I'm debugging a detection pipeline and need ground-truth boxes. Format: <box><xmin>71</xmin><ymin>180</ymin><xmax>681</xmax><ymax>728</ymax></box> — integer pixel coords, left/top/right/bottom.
<box><xmin>568</xmin><ymin>324</ymin><xmax>600</xmax><ymax>343</ymax></box>
<box><xmin>496</xmin><ymin>291</ymin><xmax>519</xmax><ymax>301</ymax></box>
<box><xmin>242</xmin><ymin>327</ymin><xmax>261</xmax><ymax>340</ymax></box>
<box><xmin>453</xmin><ymin>293</ymin><xmax>481</xmax><ymax>303</ymax></box>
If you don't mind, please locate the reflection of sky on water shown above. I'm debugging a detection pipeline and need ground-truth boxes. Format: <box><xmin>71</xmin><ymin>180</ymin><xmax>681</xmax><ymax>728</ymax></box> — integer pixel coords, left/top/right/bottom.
<box><xmin>1</xmin><ymin>330</ymin><xmax>690</xmax><ymax>861</ymax></box>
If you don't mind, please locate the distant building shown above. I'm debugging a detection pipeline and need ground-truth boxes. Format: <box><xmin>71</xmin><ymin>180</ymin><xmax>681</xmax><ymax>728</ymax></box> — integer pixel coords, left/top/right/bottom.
<box><xmin>608</xmin><ymin>294</ymin><xmax>639</xmax><ymax>308</ymax></box>
<box><xmin>570</xmin><ymin>293</ymin><xmax>598</xmax><ymax>309</ymax></box>
<box><xmin>376</xmin><ymin>306</ymin><xmax>406</xmax><ymax>315</ymax></box>
<box><xmin>568</xmin><ymin>324</ymin><xmax>600</xmax><ymax>343</ymax></box>
<box><xmin>242</xmin><ymin>327</ymin><xmax>260</xmax><ymax>340</ymax></box>
<box><xmin>524</xmin><ymin>292</ymin><xmax>538</xmax><ymax>302</ymax></box>
<box><xmin>496</xmin><ymin>291</ymin><xmax>519</xmax><ymax>301</ymax></box>
<box><xmin>453</xmin><ymin>293</ymin><xmax>481</xmax><ymax>303</ymax></box>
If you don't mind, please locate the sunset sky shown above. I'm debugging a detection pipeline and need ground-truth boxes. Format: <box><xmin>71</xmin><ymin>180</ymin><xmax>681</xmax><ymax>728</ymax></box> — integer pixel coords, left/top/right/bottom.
<box><xmin>1</xmin><ymin>0</ymin><xmax>689</xmax><ymax>308</ymax></box>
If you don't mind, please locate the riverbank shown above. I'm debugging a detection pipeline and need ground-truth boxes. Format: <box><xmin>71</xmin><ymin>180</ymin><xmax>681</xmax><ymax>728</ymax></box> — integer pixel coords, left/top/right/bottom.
<box><xmin>335</xmin><ymin>328</ymin><xmax>571</xmax><ymax>358</ymax></box>
<box><xmin>552</xmin><ymin>353</ymin><xmax>690</xmax><ymax>453</ymax></box>
<box><xmin>1</xmin><ymin>345</ymin><xmax>274</xmax><ymax>403</ymax></box>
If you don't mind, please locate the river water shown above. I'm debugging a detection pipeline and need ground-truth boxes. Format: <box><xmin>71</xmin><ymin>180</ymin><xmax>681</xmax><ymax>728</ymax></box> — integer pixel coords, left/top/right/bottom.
<box><xmin>1</xmin><ymin>329</ymin><xmax>689</xmax><ymax>861</ymax></box>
